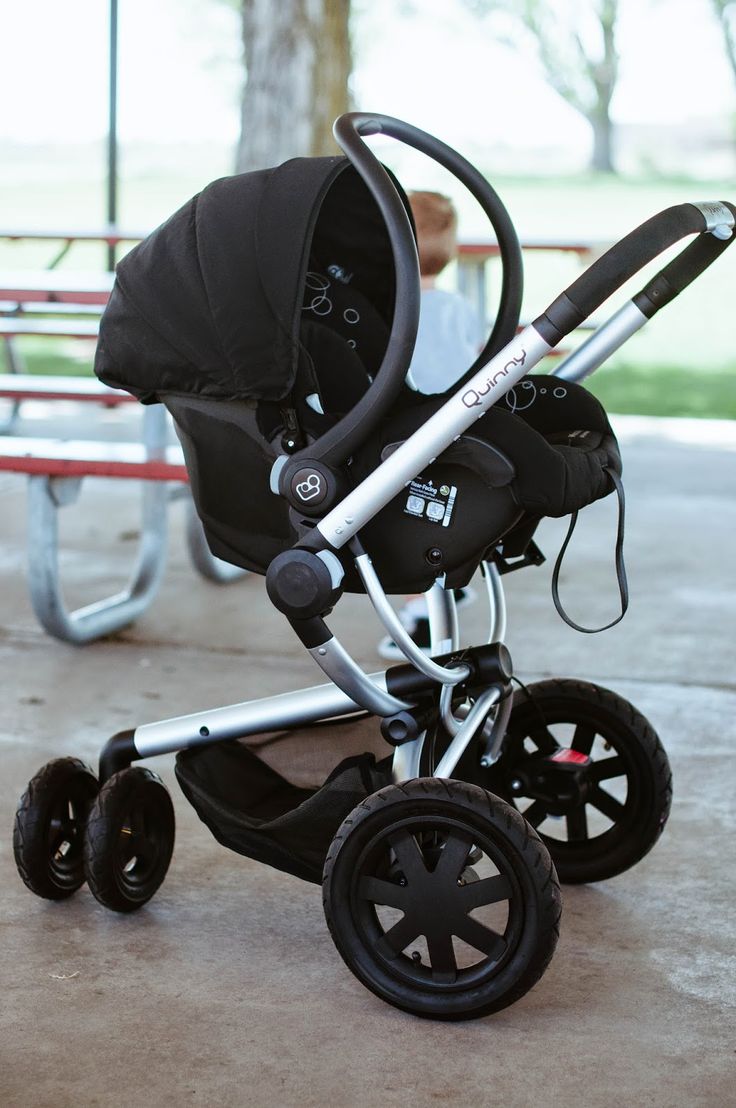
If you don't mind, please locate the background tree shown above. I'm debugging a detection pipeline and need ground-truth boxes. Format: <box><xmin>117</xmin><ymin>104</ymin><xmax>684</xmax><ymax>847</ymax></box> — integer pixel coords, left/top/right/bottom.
<box><xmin>712</xmin><ymin>0</ymin><xmax>736</xmax><ymax>80</ymax></box>
<box><xmin>467</xmin><ymin>0</ymin><xmax>620</xmax><ymax>173</ymax></box>
<box><xmin>236</xmin><ymin>0</ymin><xmax>352</xmax><ymax>172</ymax></box>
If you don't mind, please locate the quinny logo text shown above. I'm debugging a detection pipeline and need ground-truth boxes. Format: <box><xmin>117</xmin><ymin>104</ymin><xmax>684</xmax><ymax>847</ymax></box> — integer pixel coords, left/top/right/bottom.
<box><xmin>461</xmin><ymin>350</ymin><xmax>527</xmax><ymax>408</ymax></box>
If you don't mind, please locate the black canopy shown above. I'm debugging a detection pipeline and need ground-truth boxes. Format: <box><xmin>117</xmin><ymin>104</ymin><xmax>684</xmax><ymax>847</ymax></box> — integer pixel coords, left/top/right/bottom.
<box><xmin>95</xmin><ymin>157</ymin><xmax>407</xmax><ymax>404</ymax></box>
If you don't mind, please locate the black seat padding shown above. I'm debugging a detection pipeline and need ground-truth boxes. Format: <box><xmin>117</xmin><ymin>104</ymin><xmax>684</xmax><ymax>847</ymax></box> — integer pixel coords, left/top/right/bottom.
<box><xmin>168</xmin><ymin>335</ymin><xmax>620</xmax><ymax>590</ymax></box>
<box><xmin>351</xmin><ymin>376</ymin><xmax>620</xmax><ymax>519</ymax></box>
<box><xmin>300</xmin><ymin>269</ymin><xmax>389</xmax><ymax>383</ymax></box>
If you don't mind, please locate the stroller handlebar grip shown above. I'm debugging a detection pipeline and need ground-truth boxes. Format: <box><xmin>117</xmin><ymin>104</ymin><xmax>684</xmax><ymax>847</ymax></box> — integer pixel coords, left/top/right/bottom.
<box><xmin>534</xmin><ymin>201</ymin><xmax>736</xmax><ymax>346</ymax></box>
<box><xmin>295</xmin><ymin>112</ymin><xmax>523</xmax><ymax>469</ymax></box>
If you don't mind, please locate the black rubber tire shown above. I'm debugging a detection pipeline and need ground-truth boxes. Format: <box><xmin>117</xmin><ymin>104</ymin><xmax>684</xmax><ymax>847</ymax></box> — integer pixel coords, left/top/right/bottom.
<box><xmin>13</xmin><ymin>757</ymin><xmax>98</xmax><ymax>900</ymax></box>
<box><xmin>479</xmin><ymin>679</ymin><xmax>672</xmax><ymax>884</ymax></box>
<box><xmin>323</xmin><ymin>777</ymin><xmax>561</xmax><ymax>1021</ymax></box>
<box><xmin>84</xmin><ymin>767</ymin><xmax>175</xmax><ymax>913</ymax></box>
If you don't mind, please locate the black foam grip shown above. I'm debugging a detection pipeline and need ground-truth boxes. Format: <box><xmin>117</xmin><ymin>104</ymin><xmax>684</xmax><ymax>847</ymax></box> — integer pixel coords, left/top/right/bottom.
<box><xmin>534</xmin><ymin>203</ymin><xmax>721</xmax><ymax>345</ymax></box>
<box><xmin>634</xmin><ymin>205</ymin><xmax>736</xmax><ymax>317</ymax></box>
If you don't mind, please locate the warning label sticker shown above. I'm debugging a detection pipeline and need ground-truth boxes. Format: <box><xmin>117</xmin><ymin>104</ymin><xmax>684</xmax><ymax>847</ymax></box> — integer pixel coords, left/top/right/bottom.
<box><xmin>403</xmin><ymin>476</ymin><xmax>457</xmax><ymax>527</ymax></box>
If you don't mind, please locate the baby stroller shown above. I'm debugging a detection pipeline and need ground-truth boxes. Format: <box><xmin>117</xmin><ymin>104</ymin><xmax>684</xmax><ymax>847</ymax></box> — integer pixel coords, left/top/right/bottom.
<box><xmin>14</xmin><ymin>113</ymin><xmax>734</xmax><ymax>1020</ymax></box>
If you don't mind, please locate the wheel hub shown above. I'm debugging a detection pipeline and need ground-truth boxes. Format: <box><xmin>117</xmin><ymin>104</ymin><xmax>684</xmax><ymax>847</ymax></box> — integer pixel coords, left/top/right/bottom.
<box><xmin>508</xmin><ymin>748</ymin><xmax>593</xmax><ymax>815</ymax></box>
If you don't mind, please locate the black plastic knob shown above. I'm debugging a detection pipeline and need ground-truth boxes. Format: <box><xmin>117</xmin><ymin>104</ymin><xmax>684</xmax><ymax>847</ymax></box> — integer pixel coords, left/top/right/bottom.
<box><xmin>265</xmin><ymin>550</ymin><xmax>341</xmax><ymax>620</ymax></box>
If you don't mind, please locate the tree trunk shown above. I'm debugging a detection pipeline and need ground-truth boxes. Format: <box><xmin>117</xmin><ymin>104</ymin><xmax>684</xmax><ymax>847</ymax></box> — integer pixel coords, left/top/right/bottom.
<box><xmin>591</xmin><ymin>110</ymin><xmax>614</xmax><ymax>173</ymax></box>
<box><xmin>587</xmin><ymin>0</ymin><xmax>618</xmax><ymax>173</ymax></box>
<box><xmin>236</xmin><ymin>0</ymin><xmax>351</xmax><ymax>173</ymax></box>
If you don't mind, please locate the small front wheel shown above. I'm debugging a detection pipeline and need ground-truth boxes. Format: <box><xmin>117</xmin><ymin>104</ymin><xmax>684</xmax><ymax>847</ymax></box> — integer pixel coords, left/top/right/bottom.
<box><xmin>84</xmin><ymin>767</ymin><xmax>175</xmax><ymax>913</ymax></box>
<box><xmin>323</xmin><ymin>778</ymin><xmax>561</xmax><ymax>1020</ymax></box>
<box><xmin>14</xmin><ymin>757</ymin><xmax>98</xmax><ymax>900</ymax></box>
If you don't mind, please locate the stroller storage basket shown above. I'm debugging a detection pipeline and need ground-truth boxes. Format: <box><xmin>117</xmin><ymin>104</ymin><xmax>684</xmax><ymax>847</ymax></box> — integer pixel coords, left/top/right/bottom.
<box><xmin>176</xmin><ymin>741</ymin><xmax>391</xmax><ymax>885</ymax></box>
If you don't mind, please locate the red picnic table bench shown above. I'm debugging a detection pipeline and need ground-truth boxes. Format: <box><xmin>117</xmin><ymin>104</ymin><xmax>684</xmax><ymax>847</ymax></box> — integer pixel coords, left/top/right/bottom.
<box><xmin>0</xmin><ymin>270</ymin><xmax>110</xmax><ymax>426</ymax></box>
<box><xmin>0</xmin><ymin>269</ymin><xmax>114</xmax><ymax>305</ymax></box>
<box><xmin>0</xmin><ymin>225</ymin><xmax>147</xmax><ymax>270</ymax></box>
<box><xmin>0</xmin><ymin>372</ymin><xmax>246</xmax><ymax>645</ymax></box>
<box><xmin>0</xmin><ymin>315</ymin><xmax>100</xmax><ymax>339</ymax></box>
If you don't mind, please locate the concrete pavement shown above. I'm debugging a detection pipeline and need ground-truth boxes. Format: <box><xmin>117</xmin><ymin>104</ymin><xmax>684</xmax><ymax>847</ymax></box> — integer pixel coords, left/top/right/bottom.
<box><xmin>1</xmin><ymin>408</ymin><xmax>735</xmax><ymax>1106</ymax></box>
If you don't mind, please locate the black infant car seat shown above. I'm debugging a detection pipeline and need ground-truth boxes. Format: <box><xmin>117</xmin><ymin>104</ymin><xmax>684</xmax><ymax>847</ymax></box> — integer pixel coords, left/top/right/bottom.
<box><xmin>96</xmin><ymin>156</ymin><xmax>619</xmax><ymax>593</ymax></box>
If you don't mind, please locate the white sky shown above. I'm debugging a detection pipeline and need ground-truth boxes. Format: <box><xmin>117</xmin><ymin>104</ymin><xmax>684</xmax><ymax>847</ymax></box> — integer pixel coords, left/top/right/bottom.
<box><xmin>1</xmin><ymin>0</ymin><xmax>734</xmax><ymax>153</ymax></box>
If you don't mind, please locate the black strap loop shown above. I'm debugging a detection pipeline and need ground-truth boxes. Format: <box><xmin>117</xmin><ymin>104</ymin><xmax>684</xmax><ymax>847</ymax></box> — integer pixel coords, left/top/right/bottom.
<box><xmin>551</xmin><ymin>467</ymin><xmax>628</xmax><ymax>634</ymax></box>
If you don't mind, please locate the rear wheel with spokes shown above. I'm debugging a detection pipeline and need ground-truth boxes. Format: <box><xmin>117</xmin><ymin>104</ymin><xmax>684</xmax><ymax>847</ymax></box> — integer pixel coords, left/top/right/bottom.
<box><xmin>323</xmin><ymin>778</ymin><xmax>561</xmax><ymax>1020</ymax></box>
<box><xmin>480</xmin><ymin>679</ymin><xmax>672</xmax><ymax>883</ymax></box>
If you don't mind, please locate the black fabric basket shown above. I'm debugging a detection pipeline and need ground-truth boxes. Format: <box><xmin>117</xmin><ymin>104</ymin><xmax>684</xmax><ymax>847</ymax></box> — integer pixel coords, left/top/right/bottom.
<box><xmin>176</xmin><ymin>740</ymin><xmax>392</xmax><ymax>884</ymax></box>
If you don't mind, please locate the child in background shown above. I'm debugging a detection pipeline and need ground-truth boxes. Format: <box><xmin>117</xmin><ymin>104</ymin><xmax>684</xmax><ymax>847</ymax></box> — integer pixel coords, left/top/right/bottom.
<box><xmin>378</xmin><ymin>191</ymin><xmax>482</xmax><ymax>661</ymax></box>
<box><xmin>404</xmin><ymin>190</ymin><xmax>483</xmax><ymax>395</ymax></box>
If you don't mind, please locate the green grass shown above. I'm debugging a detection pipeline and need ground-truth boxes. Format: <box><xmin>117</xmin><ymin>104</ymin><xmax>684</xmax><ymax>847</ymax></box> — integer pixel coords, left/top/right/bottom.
<box><xmin>11</xmin><ymin>344</ymin><xmax>735</xmax><ymax>420</ymax></box>
<box><xmin>3</xmin><ymin>333</ymin><xmax>98</xmax><ymax>379</ymax></box>
<box><xmin>584</xmin><ymin>361</ymin><xmax>736</xmax><ymax>420</ymax></box>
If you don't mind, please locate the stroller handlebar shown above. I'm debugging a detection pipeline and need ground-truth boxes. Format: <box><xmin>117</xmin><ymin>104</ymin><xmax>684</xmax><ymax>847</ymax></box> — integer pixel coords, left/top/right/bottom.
<box><xmin>534</xmin><ymin>201</ymin><xmax>736</xmax><ymax>347</ymax></box>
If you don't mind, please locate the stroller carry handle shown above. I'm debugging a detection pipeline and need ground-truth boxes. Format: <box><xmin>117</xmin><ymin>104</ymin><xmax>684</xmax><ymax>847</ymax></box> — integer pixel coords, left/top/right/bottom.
<box><xmin>292</xmin><ymin>112</ymin><xmax>523</xmax><ymax>470</ymax></box>
<box><xmin>534</xmin><ymin>201</ymin><xmax>736</xmax><ymax>346</ymax></box>
<box><xmin>336</xmin><ymin>112</ymin><xmax>523</xmax><ymax>365</ymax></box>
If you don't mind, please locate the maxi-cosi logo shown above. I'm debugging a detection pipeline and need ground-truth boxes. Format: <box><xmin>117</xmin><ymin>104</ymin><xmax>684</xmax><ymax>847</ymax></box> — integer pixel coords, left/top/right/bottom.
<box><xmin>461</xmin><ymin>350</ymin><xmax>527</xmax><ymax>408</ymax></box>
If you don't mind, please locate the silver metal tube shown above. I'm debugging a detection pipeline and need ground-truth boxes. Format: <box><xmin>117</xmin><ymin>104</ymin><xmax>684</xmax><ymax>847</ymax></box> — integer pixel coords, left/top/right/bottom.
<box><xmin>439</xmin><ymin>681</ymin><xmax>463</xmax><ymax>737</ymax></box>
<box><xmin>482</xmin><ymin>560</ymin><xmax>507</xmax><ymax>643</ymax></box>
<box><xmin>480</xmin><ymin>691</ymin><xmax>514</xmax><ymax>768</ymax></box>
<box><xmin>434</xmin><ymin>686</ymin><xmax>501</xmax><ymax>779</ymax></box>
<box><xmin>552</xmin><ymin>300</ymin><xmax>648</xmax><ymax>383</ymax></box>
<box><xmin>318</xmin><ymin>325</ymin><xmax>551</xmax><ymax>548</ymax></box>
<box><xmin>133</xmin><ymin>673</ymin><xmax>392</xmax><ymax>758</ymax></box>
<box><xmin>185</xmin><ymin>499</ymin><xmax>248</xmax><ymax>583</ymax></box>
<box><xmin>27</xmin><ymin>475</ymin><xmax>170</xmax><ymax>645</ymax></box>
<box><xmin>438</xmin><ymin>683</ymin><xmax>506</xmax><ymax>748</ymax></box>
<box><xmin>391</xmin><ymin>734</ymin><xmax>425</xmax><ymax>783</ymax></box>
<box><xmin>426</xmin><ymin>582</ymin><xmax>459</xmax><ymax>655</ymax></box>
<box><xmin>307</xmin><ymin>635</ymin><xmax>409</xmax><ymax>716</ymax></box>
<box><xmin>355</xmin><ymin>553</ymin><xmax>469</xmax><ymax>685</ymax></box>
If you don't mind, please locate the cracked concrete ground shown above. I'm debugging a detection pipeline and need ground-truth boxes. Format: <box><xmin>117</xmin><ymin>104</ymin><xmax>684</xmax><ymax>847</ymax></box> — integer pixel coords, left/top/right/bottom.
<box><xmin>1</xmin><ymin>407</ymin><xmax>734</xmax><ymax>1106</ymax></box>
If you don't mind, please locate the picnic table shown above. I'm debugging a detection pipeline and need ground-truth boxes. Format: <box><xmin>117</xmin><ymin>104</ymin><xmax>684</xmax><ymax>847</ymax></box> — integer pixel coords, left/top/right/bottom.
<box><xmin>0</xmin><ymin>269</ymin><xmax>114</xmax><ymax>305</ymax></box>
<box><xmin>0</xmin><ymin>379</ymin><xmax>246</xmax><ymax>643</ymax></box>
<box><xmin>456</xmin><ymin>236</ymin><xmax>606</xmax><ymax>323</ymax></box>
<box><xmin>0</xmin><ymin>225</ymin><xmax>147</xmax><ymax>269</ymax></box>
<box><xmin>0</xmin><ymin>270</ymin><xmax>112</xmax><ymax>425</ymax></box>
<box><xmin>0</xmin><ymin>247</ymin><xmax>245</xmax><ymax>644</ymax></box>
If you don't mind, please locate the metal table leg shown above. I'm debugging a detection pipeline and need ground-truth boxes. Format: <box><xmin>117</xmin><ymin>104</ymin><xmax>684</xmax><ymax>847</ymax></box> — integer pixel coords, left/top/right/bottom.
<box><xmin>184</xmin><ymin>498</ymin><xmax>248</xmax><ymax>584</ymax></box>
<box><xmin>26</xmin><ymin>474</ymin><xmax>170</xmax><ymax>644</ymax></box>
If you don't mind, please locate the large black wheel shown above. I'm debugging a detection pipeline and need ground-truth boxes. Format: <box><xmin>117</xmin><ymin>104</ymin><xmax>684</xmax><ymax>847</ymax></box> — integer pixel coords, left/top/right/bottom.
<box><xmin>323</xmin><ymin>778</ymin><xmax>561</xmax><ymax>1020</ymax></box>
<box><xmin>477</xmin><ymin>679</ymin><xmax>672</xmax><ymax>884</ymax></box>
<box><xmin>13</xmin><ymin>757</ymin><xmax>98</xmax><ymax>900</ymax></box>
<box><xmin>84</xmin><ymin>767</ymin><xmax>175</xmax><ymax>913</ymax></box>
